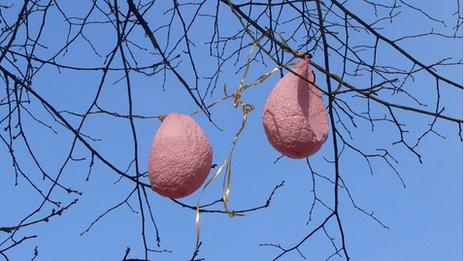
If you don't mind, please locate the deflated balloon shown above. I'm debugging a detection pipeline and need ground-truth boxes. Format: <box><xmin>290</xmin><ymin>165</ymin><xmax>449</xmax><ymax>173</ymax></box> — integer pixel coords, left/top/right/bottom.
<box><xmin>262</xmin><ymin>58</ymin><xmax>328</xmax><ymax>159</ymax></box>
<box><xmin>148</xmin><ymin>113</ymin><xmax>213</xmax><ymax>198</ymax></box>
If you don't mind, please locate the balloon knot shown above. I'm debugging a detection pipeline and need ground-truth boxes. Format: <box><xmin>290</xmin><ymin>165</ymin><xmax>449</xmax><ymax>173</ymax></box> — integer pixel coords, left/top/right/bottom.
<box><xmin>158</xmin><ymin>115</ymin><xmax>167</xmax><ymax>122</ymax></box>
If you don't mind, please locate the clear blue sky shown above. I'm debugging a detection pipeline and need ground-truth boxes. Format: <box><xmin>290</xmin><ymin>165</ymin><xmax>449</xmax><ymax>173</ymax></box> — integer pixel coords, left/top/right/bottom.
<box><xmin>0</xmin><ymin>1</ymin><xmax>462</xmax><ymax>260</ymax></box>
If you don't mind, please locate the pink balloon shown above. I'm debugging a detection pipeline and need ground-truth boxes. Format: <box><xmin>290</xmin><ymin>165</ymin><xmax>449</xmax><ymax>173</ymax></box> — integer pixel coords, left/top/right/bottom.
<box><xmin>148</xmin><ymin>113</ymin><xmax>212</xmax><ymax>198</ymax></box>
<box><xmin>263</xmin><ymin>58</ymin><xmax>329</xmax><ymax>159</ymax></box>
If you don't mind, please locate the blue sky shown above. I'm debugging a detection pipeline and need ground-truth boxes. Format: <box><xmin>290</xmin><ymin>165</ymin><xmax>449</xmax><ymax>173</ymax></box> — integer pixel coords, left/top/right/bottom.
<box><xmin>0</xmin><ymin>1</ymin><xmax>462</xmax><ymax>260</ymax></box>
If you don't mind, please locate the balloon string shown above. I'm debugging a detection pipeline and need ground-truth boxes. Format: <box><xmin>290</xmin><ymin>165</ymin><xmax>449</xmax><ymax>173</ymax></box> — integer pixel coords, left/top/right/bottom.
<box><xmin>194</xmin><ymin>103</ymin><xmax>252</xmax><ymax>248</ymax></box>
<box><xmin>192</xmin><ymin>34</ymin><xmax>300</xmax><ymax>251</ymax></box>
<box><xmin>193</xmin><ymin>39</ymin><xmax>261</xmax><ymax>250</ymax></box>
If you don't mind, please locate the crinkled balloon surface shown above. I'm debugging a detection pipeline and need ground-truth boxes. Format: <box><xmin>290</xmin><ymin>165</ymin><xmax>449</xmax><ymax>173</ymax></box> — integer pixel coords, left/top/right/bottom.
<box><xmin>148</xmin><ymin>113</ymin><xmax>212</xmax><ymax>198</ymax></box>
<box><xmin>263</xmin><ymin>58</ymin><xmax>328</xmax><ymax>159</ymax></box>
